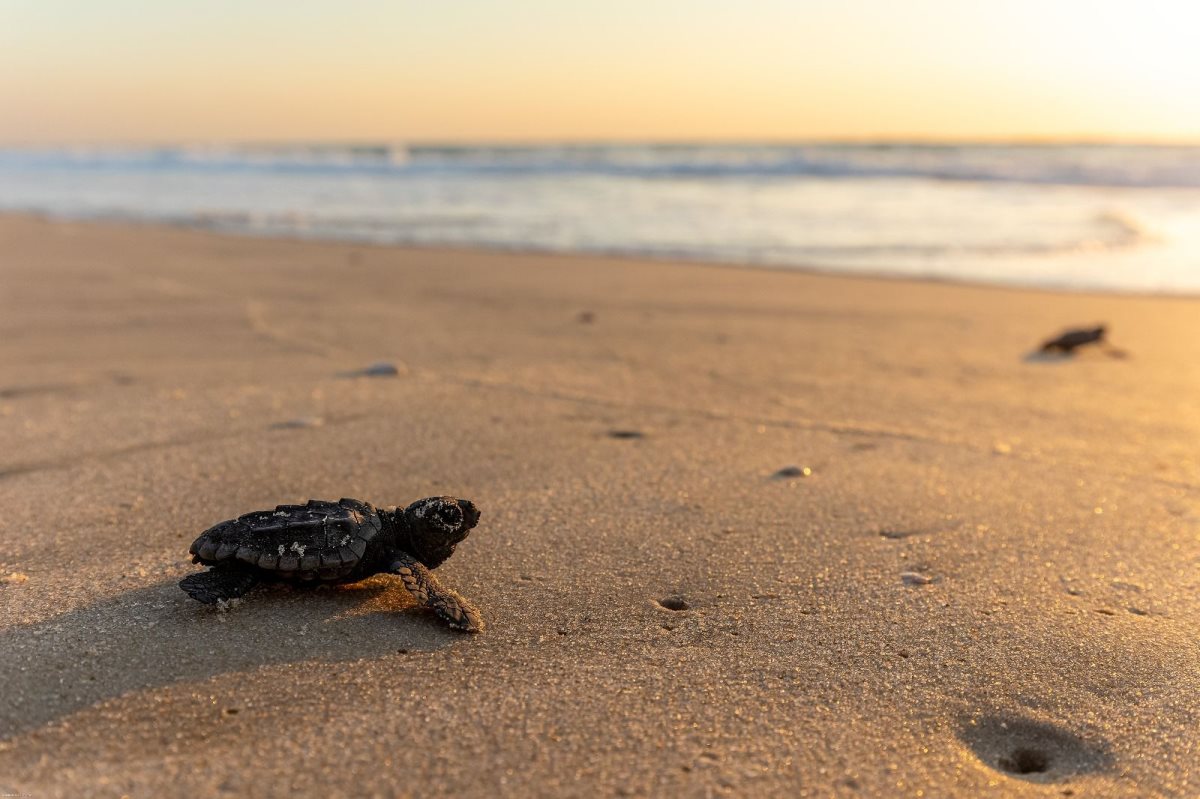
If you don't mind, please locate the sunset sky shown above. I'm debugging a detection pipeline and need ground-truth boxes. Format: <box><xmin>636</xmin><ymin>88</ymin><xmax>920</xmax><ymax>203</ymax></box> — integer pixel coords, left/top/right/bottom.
<box><xmin>3</xmin><ymin>0</ymin><xmax>1198</xmax><ymax>144</ymax></box>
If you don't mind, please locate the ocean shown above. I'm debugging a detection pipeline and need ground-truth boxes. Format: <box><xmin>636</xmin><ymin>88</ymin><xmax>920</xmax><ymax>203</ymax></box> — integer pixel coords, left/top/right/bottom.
<box><xmin>3</xmin><ymin>142</ymin><xmax>1199</xmax><ymax>292</ymax></box>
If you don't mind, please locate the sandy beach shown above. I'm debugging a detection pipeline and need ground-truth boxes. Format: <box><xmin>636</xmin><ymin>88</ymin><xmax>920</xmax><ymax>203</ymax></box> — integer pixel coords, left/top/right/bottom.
<box><xmin>2</xmin><ymin>214</ymin><xmax>1199</xmax><ymax>797</ymax></box>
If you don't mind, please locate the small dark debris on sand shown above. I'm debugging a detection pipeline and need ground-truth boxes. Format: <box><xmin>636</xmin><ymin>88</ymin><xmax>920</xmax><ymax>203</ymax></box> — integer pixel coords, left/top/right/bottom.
<box><xmin>0</xmin><ymin>382</ymin><xmax>74</xmax><ymax>399</ymax></box>
<box><xmin>772</xmin><ymin>465</ymin><xmax>812</xmax><ymax>479</ymax></box>
<box><xmin>608</xmin><ymin>429</ymin><xmax>645</xmax><ymax>440</ymax></box>
<box><xmin>577</xmin><ymin>310</ymin><xmax>596</xmax><ymax>323</ymax></box>
<box><xmin>657</xmin><ymin>596</ymin><xmax>690</xmax><ymax>611</ymax></box>
<box><xmin>362</xmin><ymin>361</ymin><xmax>401</xmax><ymax>377</ymax></box>
<box><xmin>341</xmin><ymin>361</ymin><xmax>404</xmax><ymax>378</ymax></box>
<box><xmin>1059</xmin><ymin>576</ymin><xmax>1083</xmax><ymax>596</ymax></box>
<box><xmin>269</xmin><ymin>417</ymin><xmax>324</xmax><ymax>430</ymax></box>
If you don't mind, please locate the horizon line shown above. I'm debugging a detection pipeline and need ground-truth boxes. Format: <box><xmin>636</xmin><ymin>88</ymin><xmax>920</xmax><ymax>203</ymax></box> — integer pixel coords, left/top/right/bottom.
<box><xmin>4</xmin><ymin>134</ymin><xmax>1200</xmax><ymax>149</ymax></box>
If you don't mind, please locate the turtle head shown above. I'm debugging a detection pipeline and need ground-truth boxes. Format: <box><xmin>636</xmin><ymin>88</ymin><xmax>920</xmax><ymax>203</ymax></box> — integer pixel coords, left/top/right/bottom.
<box><xmin>401</xmin><ymin>496</ymin><xmax>480</xmax><ymax>568</ymax></box>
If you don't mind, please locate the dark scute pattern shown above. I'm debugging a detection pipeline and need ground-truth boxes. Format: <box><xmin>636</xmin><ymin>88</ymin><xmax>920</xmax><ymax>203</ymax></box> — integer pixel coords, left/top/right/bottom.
<box><xmin>187</xmin><ymin>499</ymin><xmax>383</xmax><ymax>578</ymax></box>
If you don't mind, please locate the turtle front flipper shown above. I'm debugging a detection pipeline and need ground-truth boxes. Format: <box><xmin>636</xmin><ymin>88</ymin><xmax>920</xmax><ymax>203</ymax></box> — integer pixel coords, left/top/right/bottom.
<box><xmin>180</xmin><ymin>565</ymin><xmax>260</xmax><ymax>605</ymax></box>
<box><xmin>388</xmin><ymin>554</ymin><xmax>484</xmax><ymax>633</ymax></box>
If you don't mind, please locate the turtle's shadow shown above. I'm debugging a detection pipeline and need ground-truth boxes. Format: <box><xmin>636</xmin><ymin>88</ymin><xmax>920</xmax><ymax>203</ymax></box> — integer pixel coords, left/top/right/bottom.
<box><xmin>0</xmin><ymin>577</ymin><xmax>458</xmax><ymax>740</ymax></box>
<box><xmin>1022</xmin><ymin>349</ymin><xmax>1073</xmax><ymax>363</ymax></box>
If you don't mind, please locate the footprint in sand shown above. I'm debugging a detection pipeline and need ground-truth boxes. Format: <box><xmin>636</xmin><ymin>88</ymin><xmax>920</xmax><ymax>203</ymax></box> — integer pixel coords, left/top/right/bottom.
<box><xmin>958</xmin><ymin>714</ymin><xmax>1111</xmax><ymax>783</ymax></box>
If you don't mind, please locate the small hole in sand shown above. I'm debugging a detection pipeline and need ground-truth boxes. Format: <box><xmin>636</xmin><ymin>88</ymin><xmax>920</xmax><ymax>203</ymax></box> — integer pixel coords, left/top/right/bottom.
<box><xmin>959</xmin><ymin>713</ymin><xmax>1109</xmax><ymax>782</ymax></box>
<box><xmin>223</xmin><ymin>708</ymin><xmax>239</xmax><ymax>716</ymax></box>
<box><xmin>658</xmin><ymin>596</ymin><xmax>690</xmax><ymax>611</ymax></box>
<box><xmin>999</xmin><ymin>748</ymin><xmax>1050</xmax><ymax>775</ymax></box>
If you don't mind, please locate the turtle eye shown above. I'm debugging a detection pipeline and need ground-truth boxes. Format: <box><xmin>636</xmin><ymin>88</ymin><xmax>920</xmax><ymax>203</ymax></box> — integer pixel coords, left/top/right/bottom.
<box><xmin>432</xmin><ymin>502</ymin><xmax>463</xmax><ymax>531</ymax></box>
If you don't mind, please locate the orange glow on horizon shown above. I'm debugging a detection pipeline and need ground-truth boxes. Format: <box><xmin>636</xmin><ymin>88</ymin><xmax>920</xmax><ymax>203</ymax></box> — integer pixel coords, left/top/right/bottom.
<box><xmin>2</xmin><ymin>1</ymin><xmax>1198</xmax><ymax>145</ymax></box>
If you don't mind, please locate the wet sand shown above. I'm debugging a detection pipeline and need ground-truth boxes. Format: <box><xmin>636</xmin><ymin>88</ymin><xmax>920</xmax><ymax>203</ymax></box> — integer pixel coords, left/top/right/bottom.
<box><xmin>1</xmin><ymin>215</ymin><xmax>1199</xmax><ymax>797</ymax></box>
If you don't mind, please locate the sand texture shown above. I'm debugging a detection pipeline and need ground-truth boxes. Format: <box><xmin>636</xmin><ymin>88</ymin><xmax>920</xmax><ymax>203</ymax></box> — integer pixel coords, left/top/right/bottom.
<box><xmin>1</xmin><ymin>216</ymin><xmax>1199</xmax><ymax>797</ymax></box>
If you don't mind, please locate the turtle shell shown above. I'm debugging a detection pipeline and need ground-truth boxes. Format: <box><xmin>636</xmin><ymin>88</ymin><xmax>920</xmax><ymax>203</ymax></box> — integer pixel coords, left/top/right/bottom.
<box><xmin>189</xmin><ymin>498</ymin><xmax>383</xmax><ymax>581</ymax></box>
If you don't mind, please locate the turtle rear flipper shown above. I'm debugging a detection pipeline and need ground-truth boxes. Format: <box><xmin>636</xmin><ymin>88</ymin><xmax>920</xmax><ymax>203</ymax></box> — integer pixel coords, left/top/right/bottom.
<box><xmin>180</xmin><ymin>566</ymin><xmax>260</xmax><ymax>605</ymax></box>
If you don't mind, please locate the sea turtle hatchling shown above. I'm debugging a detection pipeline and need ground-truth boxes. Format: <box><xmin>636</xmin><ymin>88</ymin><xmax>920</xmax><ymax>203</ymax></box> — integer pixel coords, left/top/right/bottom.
<box><xmin>180</xmin><ymin>497</ymin><xmax>484</xmax><ymax>632</ymax></box>
<box><xmin>1040</xmin><ymin>324</ymin><xmax>1106</xmax><ymax>354</ymax></box>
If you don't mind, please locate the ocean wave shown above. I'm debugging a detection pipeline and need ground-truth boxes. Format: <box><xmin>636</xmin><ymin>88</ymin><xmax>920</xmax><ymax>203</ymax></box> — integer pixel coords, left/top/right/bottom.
<box><xmin>164</xmin><ymin>206</ymin><xmax>1154</xmax><ymax>261</ymax></box>
<box><xmin>4</xmin><ymin>143</ymin><xmax>1200</xmax><ymax>188</ymax></box>
<box><xmin>4</xmin><ymin>142</ymin><xmax>1199</xmax><ymax>293</ymax></box>
<box><xmin>1091</xmin><ymin>209</ymin><xmax>1161</xmax><ymax>248</ymax></box>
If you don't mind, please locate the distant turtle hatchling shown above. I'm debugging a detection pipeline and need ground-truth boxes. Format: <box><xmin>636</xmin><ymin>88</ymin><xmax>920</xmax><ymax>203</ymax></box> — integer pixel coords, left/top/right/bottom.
<box><xmin>180</xmin><ymin>497</ymin><xmax>484</xmax><ymax>632</ymax></box>
<box><xmin>1040</xmin><ymin>325</ymin><xmax>1106</xmax><ymax>354</ymax></box>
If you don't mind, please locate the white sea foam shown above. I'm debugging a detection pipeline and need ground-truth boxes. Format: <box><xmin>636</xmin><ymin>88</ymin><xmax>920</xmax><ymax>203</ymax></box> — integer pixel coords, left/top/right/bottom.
<box><xmin>2</xmin><ymin>143</ymin><xmax>1200</xmax><ymax>292</ymax></box>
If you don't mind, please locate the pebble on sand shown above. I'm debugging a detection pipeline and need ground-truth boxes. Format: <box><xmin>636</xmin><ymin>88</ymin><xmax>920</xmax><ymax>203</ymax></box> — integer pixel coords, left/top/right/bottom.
<box><xmin>773</xmin><ymin>465</ymin><xmax>813</xmax><ymax>479</ymax></box>
<box><xmin>360</xmin><ymin>362</ymin><xmax>403</xmax><ymax>377</ymax></box>
<box><xmin>657</xmin><ymin>596</ymin><xmax>691</xmax><ymax>611</ymax></box>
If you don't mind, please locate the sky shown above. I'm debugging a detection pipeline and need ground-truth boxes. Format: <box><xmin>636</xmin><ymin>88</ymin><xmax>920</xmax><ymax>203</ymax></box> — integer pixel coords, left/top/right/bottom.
<box><xmin>3</xmin><ymin>0</ymin><xmax>1199</xmax><ymax>144</ymax></box>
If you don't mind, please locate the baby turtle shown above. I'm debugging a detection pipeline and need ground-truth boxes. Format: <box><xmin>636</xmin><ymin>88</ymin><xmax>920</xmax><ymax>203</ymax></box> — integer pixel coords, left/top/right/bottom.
<box><xmin>1040</xmin><ymin>325</ymin><xmax>1106</xmax><ymax>354</ymax></box>
<box><xmin>180</xmin><ymin>497</ymin><xmax>484</xmax><ymax>632</ymax></box>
